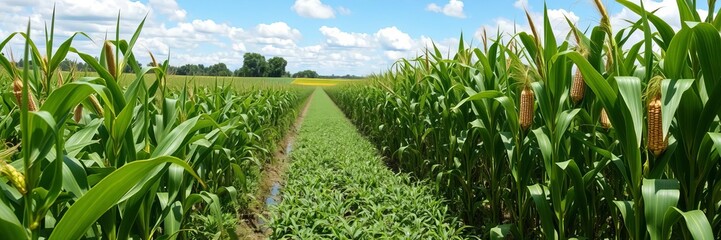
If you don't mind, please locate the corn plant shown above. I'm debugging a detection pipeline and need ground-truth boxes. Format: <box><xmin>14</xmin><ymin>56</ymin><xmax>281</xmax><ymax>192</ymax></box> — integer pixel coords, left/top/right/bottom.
<box><xmin>0</xmin><ymin>14</ymin><xmax>309</xmax><ymax>239</ymax></box>
<box><xmin>328</xmin><ymin>0</ymin><xmax>721</xmax><ymax>238</ymax></box>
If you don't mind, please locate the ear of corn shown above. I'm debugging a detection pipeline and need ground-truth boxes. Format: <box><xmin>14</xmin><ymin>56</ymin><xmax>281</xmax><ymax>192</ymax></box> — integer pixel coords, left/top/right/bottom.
<box><xmin>647</xmin><ymin>96</ymin><xmax>666</xmax><ymax>156</ymax></box>
<box><xmin>73</xmin><ymin>104</ymin><xmax>83</xmax><ymax>123</ymax></box>
<box><xmin>57</xmin><ymin>69</ymin><xmax>64</xmax><ymax>87</ymax></box>
<box><xmin>570</xmin><ymin>69</ymin><xmax>585</xmax><ymax>103</ymax></box>
<box><xmin>0</xmin><ymin>161</ymin><xmax>26</xmax><ymax>195</ymax></box>
<box><xmin>520</xmin><ymin>86</ymin><xmax>534</xmax><ymax>130</ymax></box>
<box><xmin>600</xmin><ymin>108</ymin><xmax>611</xmax><ymax>129</ymax></box>
<box><xmin>0</xmin><ymin>146</ymin><xmax>24</xmax><ymax>195</ymax></box>
<box><xmin>12</xmin><ymin>78</ymin><xmax>37</xmax><ymax>111</ymax></box>
<box><xmin>104</xmin><ymin>41</ymin><xmax>116</xmax><ymax>78</ymax></box>
<box><xmin>88</xmin><ymin>95</ymin><xmax>104</xmax><ymax>117</ymax></box>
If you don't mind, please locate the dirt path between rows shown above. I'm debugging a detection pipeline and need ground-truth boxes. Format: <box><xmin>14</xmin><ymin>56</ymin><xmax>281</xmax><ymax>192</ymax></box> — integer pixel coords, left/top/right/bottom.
<box><xmin>236</xmin><ymin>93</ymin><xmax>314</xmax><ymax>239</ymax></box>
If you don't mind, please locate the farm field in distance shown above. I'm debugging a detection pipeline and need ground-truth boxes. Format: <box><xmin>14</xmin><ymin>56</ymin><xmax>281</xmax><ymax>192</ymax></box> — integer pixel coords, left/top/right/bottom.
<box><xmin>290</xmin><ymin>78</ymin><xmax>363</xmax><ymax>86</ymax></box>
<box><xmin>69</xmin><ymin>71</ymin><xmax>296</xmax><ymax>88</ymax></box>
<box><xmin>1</xmin><ymin>0</ymin><xmax>721</xmax><ymax>239</ymax></box>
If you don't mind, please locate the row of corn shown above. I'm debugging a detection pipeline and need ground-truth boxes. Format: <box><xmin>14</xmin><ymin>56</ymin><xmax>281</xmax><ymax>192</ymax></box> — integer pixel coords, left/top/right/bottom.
<box><xmin>0</xmin><ymin>15</ymin><xmax>309</xmax><ymax>239</ymax></box>
<box><xmin>328</xmin><ymin>1</ymin><xmax>721</xmax><ymax>239</ymax></box>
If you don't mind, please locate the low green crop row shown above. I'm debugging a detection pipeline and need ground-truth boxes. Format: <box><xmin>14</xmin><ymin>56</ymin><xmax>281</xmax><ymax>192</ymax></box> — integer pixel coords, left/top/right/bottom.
<box><xmin>328</xmin><ymin>1</ymin><xmax>721</xmax><ymax>239</ymax></box>
<box><xmin>0</xmin><ymin>14</ymin><xmax>310</xmax><ymax>239</ymax></box>
<box><xmin>268</xmin><ymin>89</ymin><xmax>468</xmax><ymax>239</ymax></box>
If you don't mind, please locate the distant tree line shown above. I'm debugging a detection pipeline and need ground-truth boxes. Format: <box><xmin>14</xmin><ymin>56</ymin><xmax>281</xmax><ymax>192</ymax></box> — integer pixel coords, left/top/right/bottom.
<box><xmin>13</xmin><ymin>52</ymin><xmax>364</xmax><ymax>79</ymax></box>
<box><xmin>234</xmin><ymin>53</ymin><xmax>289</xmax><ymax>77</ymax></box>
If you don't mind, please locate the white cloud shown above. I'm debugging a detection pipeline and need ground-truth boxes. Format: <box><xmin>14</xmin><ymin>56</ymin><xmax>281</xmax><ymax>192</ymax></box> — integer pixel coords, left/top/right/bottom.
<box><xmin>190</xmin><ymin>19</ymin><xmax>235</xmax><ymax>34</ymax></box>
<box><xmin>250</xmin><ymin>38</ymin><xmax>297</xmax><ymax>48</ymax></box>
<box><xmin>291</xmin><ymin>0</ymin><xmax>335</xmax><ymax>19</ymax></box>
<box><xmin>474</xmin><ymin>7</ymin><xmax>579</xmax><ymax>45</ymax></box>
<box><xmin>337</xmin><ymin>6</ymin><xmax>351</xmax><ymax>15</ymax></box>
<box><xmin>0</xmin><ymin>0</ymin><xmax>392</xmax><ymax>76</ymax></box>
<box><xmin>232</xmin><ymin>43</ymin><xmax>246</xmax><ymax>52</ymax></box>
<box><xmin>319</xmin><ymin>26</ymin><xmax>372</xmax><ymax>48</ymax></box>
<box><xmin>375</xmin><ymin>26</ymin><xmax>414</xmax><ymax>51</ymax></box>
<box><xmin>426</xmin><ymin>3</ymin><xmax>442</xmax><ymax>12</ymax></box>
<box><xmin>149</xmin><ymin>0</ymin><xmax>186</xmax><ymax>21</ymax></box>
<box><xmin>256</xmin><ymin>22</ymin><xmax>301</xmax><ymax>40</ymax></box>
<box><xmin>426</xmin><ymin>0</ymin><xmax>466</xmax><ymax>18</ymax></box>
<box><xmin>513</xmin><ymin>0</ymin><xmax>528</xmax><ymax>10</ymax></box>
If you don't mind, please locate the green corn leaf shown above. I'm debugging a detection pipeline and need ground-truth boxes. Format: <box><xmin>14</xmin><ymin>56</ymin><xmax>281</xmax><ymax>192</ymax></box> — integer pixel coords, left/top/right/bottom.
<box><xmin>490</xmin><ymin>224</ymin><xmax>513</xmax><ymax>240</ymax></box>
<box><xmin>532</xmin><ymin>127</ymin><xmax>553</xmax><ymax>179</ymax></box>
<box><xmin>0</xmin><ymin>199</ymin><xmax>27</xmax><ymax>240</ymax></box>
<box><xmin>692</xmin><ymin>23</ymin><xmax>721</xmax><ymax>146</ymax></box>
<box><xmin>613</xmin><ymin>200</ymin><xmax>637</xmax><ymax>238</ymax></box>
<box><xmin>557</xmin><ymin>159</ymin><xmax>591</xmax><ymax>234</ymax></box>
<box><xmin>528</xmin><ymin>184</ymin><xmax>557</xmax><ymax>240</ymax></box>
<box><xmin>616</xmin><ymin>76</ymin><xmax>643</xmax><ymax>149</ymax></box>
<box><xmin>49</xmin><ymin>156</ymin><xmax>203</xmax><ymax>240</ymax></box>
<box><xmin>661</xmin><ymin>79</ymin><xmax>693</xmax><ymax>138</ymax></box>
<box><xmin>664</xmin><ymin>27</ymin><xmax>692</xmax><ymax>79</ymax></box>
<box><xmin>48</xmin><ymin>32</ymin><xmax>90</xmax><ymax>75</ymax></box>
<box><xmin>661</xmin><ymin>208</ymin><xmax>714</xmax><ymax>240</ymax></box>
<box><xmin>642</xmin><ymin>178</ymin><xmax>680</xmax><ymax>240</ymax></box>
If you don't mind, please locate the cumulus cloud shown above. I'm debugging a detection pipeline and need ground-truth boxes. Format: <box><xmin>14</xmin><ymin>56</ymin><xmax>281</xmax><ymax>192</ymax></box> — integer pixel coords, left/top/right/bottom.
<box><xmin>291</xmin><ymin>0</ymin><xmax>335</xmax><ymax>19</ymax></box>
<box><xmin>149</xmin><ymin>0</ymin><xmax>186</xmax><ymax>21</ymax></box>
<box><xmin>376</xmin><ymin>26</ymin><xmax>414</xmax><ymax>51</ymax></box>
<box><xmin>0</xmin><ymin>0</ymin><xmax>307</xmax><ymax>72</ymax></box>
<box><xmin>232</xmin><ymin>43</ymin><xmax>246</xmax><ymax>52</ymax></box>
<box><xmin>256</xmin><ymin>22</ymin><xmax>302</xmax><ymax>39</ymax></box>
<box><xmin>426</xmin><ymin>0</ymin><xmax>466</xmax><ymax>18</ymax></box>
<box><xmin>319</xmin><ymin>26</ymin><xmax>372</xmax><ymax>48</ymax></box>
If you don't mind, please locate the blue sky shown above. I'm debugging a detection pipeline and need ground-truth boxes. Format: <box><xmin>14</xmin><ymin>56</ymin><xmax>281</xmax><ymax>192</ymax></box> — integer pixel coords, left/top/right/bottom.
<box><xmin>0</xmin><ymin>0</ymin><xmax>706</xmax><ymax>75</ymax></box>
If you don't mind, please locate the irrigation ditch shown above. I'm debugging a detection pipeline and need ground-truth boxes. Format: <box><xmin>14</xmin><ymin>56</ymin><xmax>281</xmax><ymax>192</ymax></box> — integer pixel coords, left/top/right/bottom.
<box><xmin>236</xmin><ymin>93</ymin><xmax>314</xmax><ymax>239</ymax></box>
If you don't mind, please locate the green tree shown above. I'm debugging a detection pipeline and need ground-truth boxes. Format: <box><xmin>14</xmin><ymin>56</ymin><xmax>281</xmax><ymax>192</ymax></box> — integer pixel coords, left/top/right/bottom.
<box><xmin>207</xmin><ymin>63</ymin><xmax>232</xmax><ymax>76</ymax></box>
<box><xmin>239</xmin><ymin>52</ymin><xmax>267</xmax><ymax>77</ymax></box>
<box><xmin>176</xmin><ymin>64</ymin><xmax>202</xmax><ymax>75</ymax></box>
<box><xmin>292</xmin><ymin>70</ymin><xmax>319</xmax><ymax>78</ymax></box>
<box><xmin>266</xmin><ymin>57</ymin><xmax>287</xmax><ymax>77</ymax></box>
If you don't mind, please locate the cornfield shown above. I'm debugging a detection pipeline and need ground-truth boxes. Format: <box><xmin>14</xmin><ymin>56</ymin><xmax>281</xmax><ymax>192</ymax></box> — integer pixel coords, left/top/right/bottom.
<box><xmin>0</xmin><ymin>13</ymin><xmax>309</xmax><ymax>239</ymax></box>
<box><xmin>328</xmin><ymin>1</ymin><xmax>721</xmax><ymax>239</ymax></box>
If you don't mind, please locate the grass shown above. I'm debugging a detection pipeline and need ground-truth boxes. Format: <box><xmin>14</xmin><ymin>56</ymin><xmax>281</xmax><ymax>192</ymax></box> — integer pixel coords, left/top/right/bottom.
<box><xmin>268</xmin><ymin>88</ymin><xmax>468</xmax><ymax>239</ymax></box>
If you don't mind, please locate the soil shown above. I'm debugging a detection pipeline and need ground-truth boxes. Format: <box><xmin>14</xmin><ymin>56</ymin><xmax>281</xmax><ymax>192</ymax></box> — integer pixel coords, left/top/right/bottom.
<box><xmin>235</xmin><ymin>94</ymin><xmax>313</xmax><ymax>239</ymax></box>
